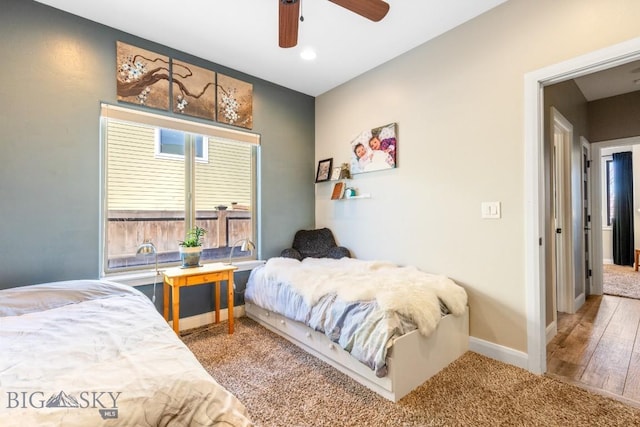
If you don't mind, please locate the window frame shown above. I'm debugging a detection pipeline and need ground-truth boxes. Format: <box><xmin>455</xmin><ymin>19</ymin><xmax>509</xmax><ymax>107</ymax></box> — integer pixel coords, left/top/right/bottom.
<box><xmin>99</xmin><ymin>103</ymin><xmax>260</xmax><ymax>277</ymax></box>
<box><xmin>155</xmin><ymin>128</ymin><xmax>209</xmax><ymax>163</ymax></box>
<box><xmin>606</xmin><ymin>158</ymin><xmax>614</xmax><ymax>227</ymax></box>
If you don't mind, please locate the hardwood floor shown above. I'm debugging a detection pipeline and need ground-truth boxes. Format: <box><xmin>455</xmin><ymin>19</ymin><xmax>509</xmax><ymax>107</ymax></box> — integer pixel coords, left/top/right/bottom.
<box><xmin>547</xmin><ymin>294</ymin><xmax>640</xmax><ymax>404</ymax></box>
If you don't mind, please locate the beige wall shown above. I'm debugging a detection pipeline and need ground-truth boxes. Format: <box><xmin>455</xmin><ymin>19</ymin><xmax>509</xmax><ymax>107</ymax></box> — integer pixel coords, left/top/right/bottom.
<box><xmin>315</xmin><ymin>0</ymin><xmax>640</xmax><ymax>353</ymax></box>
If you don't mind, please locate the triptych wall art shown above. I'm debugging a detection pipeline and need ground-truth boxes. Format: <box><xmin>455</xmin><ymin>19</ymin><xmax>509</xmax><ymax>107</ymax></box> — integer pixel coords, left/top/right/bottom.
<box><xmin>116</xmin><ymin>41</ymin><xmax>253</xmax><ymax>129</ymax></box>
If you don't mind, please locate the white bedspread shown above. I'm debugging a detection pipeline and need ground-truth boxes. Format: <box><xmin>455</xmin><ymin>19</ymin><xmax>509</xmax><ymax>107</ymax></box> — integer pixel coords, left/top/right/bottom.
<box><xmin>0</xmin><ymin>279</ymin><xmax>252</xmax><ymax>427</ymax></box>
<box><xmin>262</xmin><ymin>257</ymin><xmax>467</xmax><ymax>337</ymax></box>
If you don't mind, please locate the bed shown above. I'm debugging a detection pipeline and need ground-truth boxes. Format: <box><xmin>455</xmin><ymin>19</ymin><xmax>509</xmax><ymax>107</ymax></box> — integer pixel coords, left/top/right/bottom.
<box><xmin>0</xmin><ymin>279</ymin><xmax>252</xmax><ymax>427</ymax></box>
<box><xmin>244</xmin><ymin>257</ymin><xmax>469</xmax><ymax>402</ymax></box>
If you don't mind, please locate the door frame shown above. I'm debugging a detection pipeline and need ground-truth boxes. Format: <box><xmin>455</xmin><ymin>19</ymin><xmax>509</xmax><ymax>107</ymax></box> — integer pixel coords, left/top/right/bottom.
<box><xmin>524</xmin><ymin>36</ymin><xmax>640</xmax><ymax>375</ymax></box>
<box><xmin>591</xmin><ymin>137</ymin><xmax>640</xmax><ymax>294</ymax></box>
<box><xmin>581</xmin><ymin>137</ymin><xmax>593</xmax><ymax>297</ymax></box>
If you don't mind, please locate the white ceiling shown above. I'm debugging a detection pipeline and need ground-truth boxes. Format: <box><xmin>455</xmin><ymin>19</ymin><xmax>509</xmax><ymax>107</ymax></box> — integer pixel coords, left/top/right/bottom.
<box><xmin>33</xmin><ymin>0</ymin><xmax>508</xmax><ymax>97</ymax></box>
<box><xmin>573</xmin><ymin>60</ymin><xmax>640</xmax><ymax>101</ymax></box>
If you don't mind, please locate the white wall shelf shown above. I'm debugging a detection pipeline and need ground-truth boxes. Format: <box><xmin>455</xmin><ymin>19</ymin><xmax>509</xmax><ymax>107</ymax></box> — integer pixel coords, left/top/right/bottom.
<box><xmin>338</xmin><ymin>194</ymin><xmax>371</xmax><ymax>200</ymax></box>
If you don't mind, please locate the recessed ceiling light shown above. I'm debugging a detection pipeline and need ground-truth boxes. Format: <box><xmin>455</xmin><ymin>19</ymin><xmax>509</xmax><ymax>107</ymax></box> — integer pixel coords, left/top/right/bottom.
<box><xmin>300</xmin><ymin>48</ymin><xmax>316</xmax><ymax>61</ymax></box>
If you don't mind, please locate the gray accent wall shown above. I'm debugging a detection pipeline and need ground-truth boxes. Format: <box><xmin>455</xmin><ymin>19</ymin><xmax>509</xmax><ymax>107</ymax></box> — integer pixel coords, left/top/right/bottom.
<box><xmin>0</xmin><ymin>0</ymin><xmax>315</xmax><ymax>299</ymax></box>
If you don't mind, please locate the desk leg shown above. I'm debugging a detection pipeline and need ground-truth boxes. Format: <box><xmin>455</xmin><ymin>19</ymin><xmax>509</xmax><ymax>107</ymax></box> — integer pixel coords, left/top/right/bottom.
<box><xmin>163</xmin><ymin>281</ymin><xmax>170</xmax><ymax>322</ymax></box>
<box><xmin>215</xmin><ymin>281</ymin><xmax>221</xmax><ymax>324</ymax></box>
<box><xmin>228</xmin><ymin>273</ymin><xmax>234</xmax><ymax>334</ymax></box>
<box><xmin>172</xmin><ymin>285</ymin><xmax>180</xmax><ymax>334</ymax></box>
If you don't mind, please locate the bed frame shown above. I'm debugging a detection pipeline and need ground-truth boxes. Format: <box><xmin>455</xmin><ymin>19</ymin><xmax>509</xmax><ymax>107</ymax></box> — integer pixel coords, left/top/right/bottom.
<box><xmin>245</xmin><ymin>302</ymin><xmax>469</xmax><ymax>402</ymax></box>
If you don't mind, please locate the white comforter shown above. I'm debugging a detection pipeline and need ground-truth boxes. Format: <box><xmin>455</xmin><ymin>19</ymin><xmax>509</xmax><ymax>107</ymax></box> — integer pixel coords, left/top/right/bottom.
<box><xmin>0</xmin><ymin>280</ymin><xmax>252</xmax><ymax>427</ymax></box>
<box><xmin>262</xmin><ymin>257</ymin><xmax>468</xmax><ymax>337</ymax></box>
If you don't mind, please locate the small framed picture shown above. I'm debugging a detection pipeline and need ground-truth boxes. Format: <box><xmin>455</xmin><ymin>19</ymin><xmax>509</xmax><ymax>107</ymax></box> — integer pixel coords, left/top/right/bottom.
<box><xmin>330</xmin><ymin>166</ymin><xmax>342</xmax><ymax>181</ymax></box>
<box><xmin>315</xmin><ymin>158</ymin><xmax>333</xmax><ymax>182</ymax></box>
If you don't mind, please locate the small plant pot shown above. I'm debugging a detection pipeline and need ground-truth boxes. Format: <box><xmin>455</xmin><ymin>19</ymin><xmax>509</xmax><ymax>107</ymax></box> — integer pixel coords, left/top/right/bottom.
<box><xmin>179</xmin><ymin>246</ymin><xmax>202</xmax><ymax>268</ymax></box>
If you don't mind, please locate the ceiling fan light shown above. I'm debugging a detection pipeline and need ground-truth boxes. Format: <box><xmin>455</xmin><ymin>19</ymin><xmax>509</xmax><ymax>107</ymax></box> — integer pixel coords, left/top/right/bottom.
<box><xmin>300</xmin><ymin>49</ymin><xmax>317</xmax><ymax>60</ymax></box>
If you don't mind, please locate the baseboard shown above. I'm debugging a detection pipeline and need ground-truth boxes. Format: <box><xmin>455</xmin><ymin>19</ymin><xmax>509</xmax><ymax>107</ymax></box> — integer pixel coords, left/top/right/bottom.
<box><xmin>176</xmin><ymin>305</ymin><xmax>245</xmax><ymax>331</ymax></box>
<box><xmin>603</xmin><ymin>259</ymin><xmax>613</xmax><ymax>265</ymax></box>
<box><xmin>546</xmin><ymin>320</ymin><xmax>557</xmax><ymax>344</ymax></box>
<box><xmin>468</xmin><ymin>336</ymin><xmax>528</xmax><ymax>370</ymax></box>
<box><xmin>575</xmin><ymin>292</ymin><xmax>585</xmax><ymax>312</ymax></box>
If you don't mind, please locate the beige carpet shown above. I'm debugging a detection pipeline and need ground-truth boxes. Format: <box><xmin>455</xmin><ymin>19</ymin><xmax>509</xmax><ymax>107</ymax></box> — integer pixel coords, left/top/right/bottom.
<box><xmin>182</xmin><ymin>317</ymin><xmax>640</xmax><ymax>426</ymax></box>
<box><xmin>603</xmin><ymin>263</ymin><xmax>640</xmax><ymax>299</ymax></box>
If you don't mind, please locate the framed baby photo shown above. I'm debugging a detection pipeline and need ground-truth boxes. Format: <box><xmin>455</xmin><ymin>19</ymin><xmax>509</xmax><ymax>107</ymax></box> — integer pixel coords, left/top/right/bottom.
<box><xmin>315</xmin><ymin>158</ymin><xmax>333</xmax><ymax>182</ymax></box>
<box><xmin>349</xmin><ymin>122</ymin><xmax>397</xmax><ymax>175</ymax></box>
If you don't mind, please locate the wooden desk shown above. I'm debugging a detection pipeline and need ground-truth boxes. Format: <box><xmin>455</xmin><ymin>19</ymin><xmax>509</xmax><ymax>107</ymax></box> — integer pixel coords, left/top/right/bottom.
<box><xmin>162</xmin><ymin>263</ymin><xmax>238</xmax><ymax>334</ymax></box>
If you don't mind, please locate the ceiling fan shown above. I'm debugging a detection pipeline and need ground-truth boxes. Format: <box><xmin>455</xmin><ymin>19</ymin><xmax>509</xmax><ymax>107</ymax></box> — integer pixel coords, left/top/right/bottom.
<box><xmin>279</xmin><ymin>0</ymin><xmax>390</xmax><ymax>48</ymax></box>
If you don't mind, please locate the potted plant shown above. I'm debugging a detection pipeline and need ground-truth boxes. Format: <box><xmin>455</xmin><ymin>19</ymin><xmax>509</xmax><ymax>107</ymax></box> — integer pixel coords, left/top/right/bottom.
<box><xmin>178</xmin><ymin>226</ymin><xmax>206</xmax><ymax>268</ymax></box>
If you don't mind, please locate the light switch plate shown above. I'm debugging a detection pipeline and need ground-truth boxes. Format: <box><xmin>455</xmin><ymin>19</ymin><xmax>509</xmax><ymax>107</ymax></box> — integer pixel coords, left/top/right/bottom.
<box><xmin>481</xmin><ymin>201</ymin><xmax>501</xmax><ymax>219</ymax></box>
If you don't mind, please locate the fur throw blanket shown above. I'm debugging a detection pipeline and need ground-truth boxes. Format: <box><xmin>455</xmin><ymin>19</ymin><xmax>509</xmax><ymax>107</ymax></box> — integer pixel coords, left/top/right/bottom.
<box><xmin>262</xmin><ymin>257</ymin><xmax>467</xmax><ymax>337</ymax></box>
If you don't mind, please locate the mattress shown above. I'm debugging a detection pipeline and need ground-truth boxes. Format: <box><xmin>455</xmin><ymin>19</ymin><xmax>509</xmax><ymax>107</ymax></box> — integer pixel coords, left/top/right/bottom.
<box><xmin>0</xmin><ymin>279</ymin><xmax>252</xmax><ymax>427</ymax></box>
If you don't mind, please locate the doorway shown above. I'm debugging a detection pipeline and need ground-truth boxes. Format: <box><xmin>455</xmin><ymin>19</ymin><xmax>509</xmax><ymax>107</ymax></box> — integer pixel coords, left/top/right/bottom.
<box><xmin>595</xmin><ymin>139</ymin><xmax>640</xmax><ymax>299</ymax></box>
<box><xmin>524</xmin><ymin>37</ymin><xmax>640</xmax><ymax>375</ymax></box>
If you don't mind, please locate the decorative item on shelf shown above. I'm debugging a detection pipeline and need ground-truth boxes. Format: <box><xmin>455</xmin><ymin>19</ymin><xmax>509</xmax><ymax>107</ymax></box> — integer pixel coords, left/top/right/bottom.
<box><xmin>330</xmin><ymin>166</ymin><xmax>342</xmax><ymax>181</ymax></box>
<box><xmin>137</xmin><ymin>241</ymin><xmax>159</xmax><ymax>303</ymax></box>
<box><xmin>227</xmin><ymin>238</ymin><xmax>256</xmax><ymax>266</ymax></box>
<box><xmin>178</xmin><ymin>226</ymin><xmax>206</xmax><ymax>268</ymax></box>
<box><xmin>340</xmin><ymin>162</ymin><xmax>351</xmax><ymax>179</ymax></box>
<box><xmin>331</xmin><ymin>182</ymin><xmax>346</xmax><ymax>200</ymax></box>
<box><xmin>344</xmin><ymin>187</ymin><xmax>356</xmax><ymax>198</ymax></box>
<box><xmin>315</xmin><ymin>158</ymin><xmax>332</xmax><ymax>182</ymax></box>
<box><xmin>216</xmin><ymin>205</ymin><xmax>228</xmax><ymax>211</ymax></box>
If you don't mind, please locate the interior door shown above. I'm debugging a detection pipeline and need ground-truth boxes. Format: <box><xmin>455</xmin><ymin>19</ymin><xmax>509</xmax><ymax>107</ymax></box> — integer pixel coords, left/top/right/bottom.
<box><xmin>553</xmin><ymin>133</ymin><xmax>565</xmax><ymax>313</ymax></box>
<box><xmin>552</xmin><ymin>107</ymin><xmax>575</xmax><ymax>314</ymax></box>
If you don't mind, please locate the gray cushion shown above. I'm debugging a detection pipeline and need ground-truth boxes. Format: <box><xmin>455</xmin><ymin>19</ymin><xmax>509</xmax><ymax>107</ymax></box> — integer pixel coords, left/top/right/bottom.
<box><xmin>280</xmin><ymin>228</ymin><xmax>351</xmax><ymax>260</ymax></box>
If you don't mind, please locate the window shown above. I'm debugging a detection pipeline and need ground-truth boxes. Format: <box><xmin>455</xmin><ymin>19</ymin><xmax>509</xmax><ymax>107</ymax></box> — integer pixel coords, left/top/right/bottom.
<box><xmin>157</xmin><ymin>129</ymin><xmax>207</xmax><ymax>161</ymax></box>
<box><xmin>606</xmin><ymin>158</ymin><xmax>615</xmax><ymax>227</ymax></box>
<box><xmin>100</xmin><ymin>104</ymin><xmax>259</xmax><ymax>274</ymax></box>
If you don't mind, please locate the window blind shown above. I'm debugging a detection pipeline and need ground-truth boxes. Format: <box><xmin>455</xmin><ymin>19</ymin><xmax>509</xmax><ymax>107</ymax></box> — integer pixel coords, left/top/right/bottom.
<box><xmin>101</xmin><ymin>103</ymin><xmax>260</xmax><ymax>145</ymax></box>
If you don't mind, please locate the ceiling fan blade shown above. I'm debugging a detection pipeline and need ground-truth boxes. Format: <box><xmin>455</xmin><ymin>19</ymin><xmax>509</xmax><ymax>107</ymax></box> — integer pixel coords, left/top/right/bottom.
<box><xmin>328</xmin><ymin>0</ymin><xmax>390</xmax><ymax>22</ymax></box>
<box><xmin>279</xmin><ymin>0</ymin><xmax>300</xmax><ymax>48</ymax></box>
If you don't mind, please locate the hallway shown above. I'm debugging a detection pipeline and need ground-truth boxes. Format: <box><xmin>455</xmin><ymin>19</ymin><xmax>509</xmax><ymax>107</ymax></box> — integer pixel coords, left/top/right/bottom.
<box><xmin>547</xmin><ymin>294</ymin><xmax>640</xmax><ymax>406</ymax></box>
